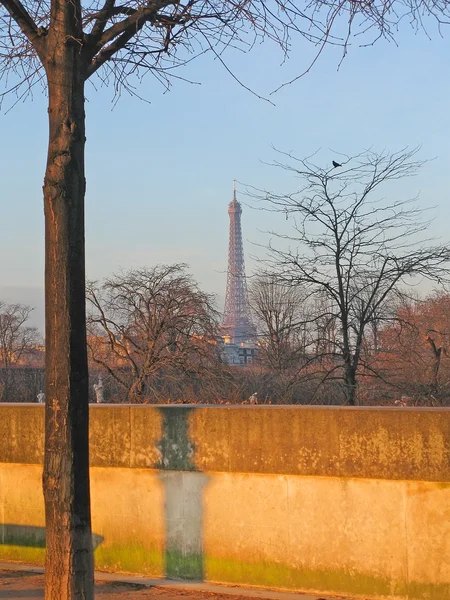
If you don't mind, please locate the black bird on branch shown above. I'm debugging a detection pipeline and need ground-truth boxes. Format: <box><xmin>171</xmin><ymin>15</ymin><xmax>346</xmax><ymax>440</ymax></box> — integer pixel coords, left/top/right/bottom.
<box><xmin>332</xmin><ymin>160</ymin><xmax>342</xmax><ymax>168</ymax></box>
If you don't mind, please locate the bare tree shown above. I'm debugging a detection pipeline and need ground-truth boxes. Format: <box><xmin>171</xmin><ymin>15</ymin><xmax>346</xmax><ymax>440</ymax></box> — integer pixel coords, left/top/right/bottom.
<box><xmin>1</xmin><ymin>0</ymin><xmax>449</xmax><ymax>596</ymax></box>
<box><xmin>377</xmin><ymin>291</ymin><xmax>450</xmax><ymax>401</ymax></box>
<box><xmin>252</xmin><ymin>148</ymin><xmax>450</xmax><ymax>405</ymax></box>
<box><xmin>0</xmin><ymin>301</ymin><xmax>40</xmax><ymax>400</ymax></box>
<box><xmin>248</xmin><ymin>273</ymin><xmax>308</xmax><ymax>371</ymax></box>
<box><xmin>310</xmin><ymin>291</ymin><xmax>338</xmax><ymax>358</ymax></box>
<box><xmin>0</xmin><ymin>301</ymin><xmax>39</xmax><ymax>368</ymax></box>
<box><xmin>87</xmin><ymin>264</ymin><xmax>221</xmax><ymax>401</ymax></box>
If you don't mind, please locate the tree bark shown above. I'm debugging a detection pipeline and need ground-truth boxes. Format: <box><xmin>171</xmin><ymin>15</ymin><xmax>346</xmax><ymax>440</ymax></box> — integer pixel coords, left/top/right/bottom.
<box><xmin>129</xmin><ymin>374</ymin><xmax>146</xmax><ymax>401</ymax></box>
<box><xmin>42</xmin><ymin>2</ymin><xmax>93</xmax><ymax>598</ymax></box>
<box><xmin>425</xmin><ymin>335</ymin><xmax>442</xmax><ymax>394</ymax></box>
<box><xmin>344</xmin><ymin>364</ymin><xmax>357</xmax><ymax>406</ymax></box>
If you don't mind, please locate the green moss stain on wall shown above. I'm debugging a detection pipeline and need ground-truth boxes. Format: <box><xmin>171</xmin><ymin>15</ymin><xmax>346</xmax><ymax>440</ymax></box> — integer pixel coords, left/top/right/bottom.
<box><xmin>165</xmin><ymin>550</ymin><xmax>203</xmax><ymax>580</ymax></box>
<box><xmin>94</xmin><ymin>544</ymin><xmax>202</xmax><ymax>580</ymax></box>
<box><xmin>407</xmin><ymin>580</ymin><xmax>450</xmax><ymax>600</ymax></box>
<box><xmin>205</xmin><ymin>556</ymin><xmax>449</xmax><ymax>600</ymax></box>
<box><xmin>94</xmin><ymin>543</ymin><xmax>164</xmax><ymax>576</ymax></box>
<box><xmin>1</xmin><ymin>535</ymin><xmax>449</xmax><ymax>600</ymax></box>
<box><xmin>0</xmin><ymin>545</ymin><xmax>45</xmax><ymax>564</ymax></box>
<box><xmin>205</xmin><ymin>556</ymin><xmax>403</xmax><ymax>596</ymax></box>
<box><xmin>0</xmin><ymin>524</ymin><xmax>46</xmax><ymax>564</ymax></box>
<box><xmin>92</xmin><ymin>548</ymin><xmax>450</xmax><ymax>599</ymax></box>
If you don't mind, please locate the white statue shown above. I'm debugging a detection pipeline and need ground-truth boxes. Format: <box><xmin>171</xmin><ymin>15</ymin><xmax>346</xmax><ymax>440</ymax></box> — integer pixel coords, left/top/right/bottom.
<box><xmin>248</xmin><ymin>392</ymin><xmax>258</xmax><ymax>404</ymax></box>
<box><xmin>37</xmin><ymin>391</ymin><xmax>45</xmax><ymax>404</ymax></box>
<box><xmin>93</xmin><ymin>377</ymin><xmax>104</xmax><ymax>404</ymax></box>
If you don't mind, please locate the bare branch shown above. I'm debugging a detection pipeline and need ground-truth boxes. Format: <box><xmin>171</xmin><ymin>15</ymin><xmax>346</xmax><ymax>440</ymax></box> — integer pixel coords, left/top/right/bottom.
<box><xmin>0</xmin><ymin>0</ymin><xmax>46</xmax><ymax>53</ymax></box>
<box><xmin>248</xmin><ymin>147</ymin><xmax>450</xmax><ymax>405</ymax></box>
<box><xmin>87</xmin><ymin>264</ymin><xmax>220</xmax><ymax>401</ymax></box>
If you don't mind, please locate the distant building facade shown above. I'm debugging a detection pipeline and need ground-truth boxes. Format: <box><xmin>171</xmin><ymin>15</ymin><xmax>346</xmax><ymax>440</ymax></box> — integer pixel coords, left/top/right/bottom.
<box><xmin>220</xmin><ymin>337</ymin><xmax>257</xmax><ymax>365</ymax></box>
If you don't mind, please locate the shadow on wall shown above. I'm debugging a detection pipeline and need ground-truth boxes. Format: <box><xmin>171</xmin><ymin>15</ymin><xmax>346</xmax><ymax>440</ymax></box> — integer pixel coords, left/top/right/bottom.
<box><xmin>0</xmin><ymin>407</ymin><xmax>209</xmax><ymax>582</ymax></box>
<box><xmin>156</xmin><ymin>407</ymin><xmax>209</xmax><ymax>580</ymax></box>
<box><xmin>0</xmin><ymin>524</ymin><xmax>103</xmax><ymax>551</ymax></box>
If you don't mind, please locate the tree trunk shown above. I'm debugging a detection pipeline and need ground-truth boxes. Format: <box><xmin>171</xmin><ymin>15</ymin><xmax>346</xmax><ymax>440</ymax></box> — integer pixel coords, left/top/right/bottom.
<box><xmin>344</xmin><ymin>365</ymin><xmax>357</xmax><ymax>406</ymax></box>
<box><xmin>431</xmin><ymin>350</ymin><xmax>441</xmax><ymax>394</ymax></box>
<box><xmin>42</xmin><ymin>3</ymin><xmax>93</xmax><ymax>598</ymax></box>
<box><xmin>425</xmin><ymin>334</ymin><xmax>442</xmax><ymax>395</ymax></box>
<box><xmin>130</xmin><ymin>375</ymin><xmax>146</xmax><ymax>401</ymax></box>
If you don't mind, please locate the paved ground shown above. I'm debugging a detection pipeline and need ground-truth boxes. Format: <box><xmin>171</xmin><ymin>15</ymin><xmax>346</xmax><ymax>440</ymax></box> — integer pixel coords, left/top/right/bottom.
<box><xmin>0</xmin><ymin>565</ymin><xmax>346</xmax><ymax>600</ymax></box>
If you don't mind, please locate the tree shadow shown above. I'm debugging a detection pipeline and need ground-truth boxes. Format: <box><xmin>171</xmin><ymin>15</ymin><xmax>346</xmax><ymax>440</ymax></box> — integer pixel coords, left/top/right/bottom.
<box><xmin>0</xmin><ymin>590</ymin><xmax>43</xmax><ymax>598</ymax></box>
<box><xmin>0</xmin><ymin>524</ymin><xmax>103</xmax><ymax>550</ymax></box>
<box><xmin>155</xmin><ymin>407</ymin><xmax>209</xmax><ymax>580</ymax></box>
<box><xmin>0</xmin><ymin>406</ymin><xmax>208</xmax><ymax>582</ymax></box>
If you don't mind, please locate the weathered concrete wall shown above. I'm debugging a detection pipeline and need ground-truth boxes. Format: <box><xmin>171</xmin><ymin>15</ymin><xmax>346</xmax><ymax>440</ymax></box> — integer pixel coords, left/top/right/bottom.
<box><xmin>0</xmin><ymin>405</ymin><xmax>449</xmax><ymax>599</ymax></box>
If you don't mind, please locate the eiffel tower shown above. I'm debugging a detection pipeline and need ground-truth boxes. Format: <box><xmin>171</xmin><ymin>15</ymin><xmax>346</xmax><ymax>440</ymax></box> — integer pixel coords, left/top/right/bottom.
<box><xmin>222</xmin><ymin>183</ymin><xmax>256</xmax><ymax>343</ymax></box>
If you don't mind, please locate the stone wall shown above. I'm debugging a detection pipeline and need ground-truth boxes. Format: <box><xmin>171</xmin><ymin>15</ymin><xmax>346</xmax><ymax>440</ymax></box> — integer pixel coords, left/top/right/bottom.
<box><xmin>0</xmin><ymin>405</ymin><xmax>449</xmax><ymax>599</ymax></box>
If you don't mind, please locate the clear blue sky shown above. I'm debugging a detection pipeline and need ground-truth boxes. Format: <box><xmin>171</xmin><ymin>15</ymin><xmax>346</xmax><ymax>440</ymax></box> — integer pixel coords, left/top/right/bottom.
<box><xmin>1</xmin><ymin>22</ymin><xmax>449</xmax><ymax>333</ymax></box>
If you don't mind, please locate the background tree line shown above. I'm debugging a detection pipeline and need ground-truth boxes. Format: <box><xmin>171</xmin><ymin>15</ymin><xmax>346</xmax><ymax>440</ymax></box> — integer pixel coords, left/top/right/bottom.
<box><xmin>6</xmin><ymin>284</ymin><xmax>450</xmax><ymax>407</ymax></box>
<box><xmin>5</xmin><ymin>147</ymin><xmax>450</xmax><ymax>407</ymax></box>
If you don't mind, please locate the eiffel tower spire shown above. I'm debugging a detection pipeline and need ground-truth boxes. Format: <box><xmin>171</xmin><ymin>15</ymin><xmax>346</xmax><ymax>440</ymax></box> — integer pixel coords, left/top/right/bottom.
<box><xmin>222</xmin><ymin>182</ymin><xmax>256</xmax><ymax>343</ymax></box>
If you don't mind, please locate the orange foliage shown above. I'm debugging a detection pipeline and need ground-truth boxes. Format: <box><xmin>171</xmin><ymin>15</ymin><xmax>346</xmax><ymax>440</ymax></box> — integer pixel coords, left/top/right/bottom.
<box><xmin>375</xmin><ymin>292</ymin><xmax>450</xmax><ymax>401</ymax></box>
